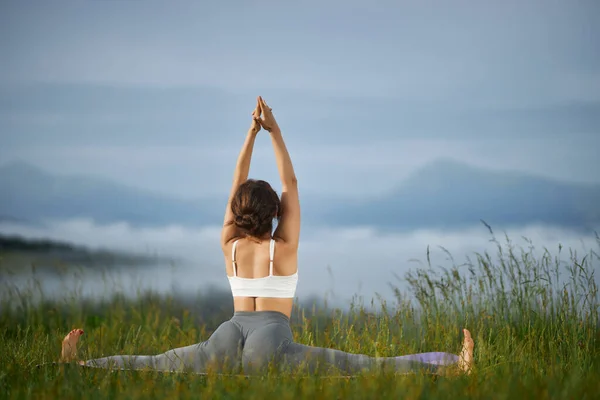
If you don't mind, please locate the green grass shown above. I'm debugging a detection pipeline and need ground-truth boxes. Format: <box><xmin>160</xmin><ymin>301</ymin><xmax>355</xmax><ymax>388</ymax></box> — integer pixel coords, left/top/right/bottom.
<box><xmin>1</xmin><ymin>232</ymin><xmax>599</xmax><ymax>399</ymax></box>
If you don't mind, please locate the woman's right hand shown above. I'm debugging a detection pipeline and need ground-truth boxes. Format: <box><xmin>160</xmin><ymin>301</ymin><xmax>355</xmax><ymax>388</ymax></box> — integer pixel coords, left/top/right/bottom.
<box><xmin>258</xmin><ymin>96</ymin><xmax>279</xmax><ymax>132</ymax></box>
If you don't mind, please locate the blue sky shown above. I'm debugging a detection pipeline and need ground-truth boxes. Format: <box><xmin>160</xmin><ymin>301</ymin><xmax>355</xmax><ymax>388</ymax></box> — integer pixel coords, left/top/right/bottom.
<box><xmin>1</xmin><ymin>1</ymin><xmax>599</xmax><ymax>302</ymax></box>
<box><xmin>1</xmin><ymin>0</ymin><xmax>599</xmax><ymax>199</ymax></box>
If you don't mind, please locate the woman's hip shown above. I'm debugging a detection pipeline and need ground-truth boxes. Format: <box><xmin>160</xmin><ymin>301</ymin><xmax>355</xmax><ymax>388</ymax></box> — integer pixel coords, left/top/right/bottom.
<box><xmin>230</xmin><ymin>312</ymin><xmax>294</xmax><ymax>371</ymax></box>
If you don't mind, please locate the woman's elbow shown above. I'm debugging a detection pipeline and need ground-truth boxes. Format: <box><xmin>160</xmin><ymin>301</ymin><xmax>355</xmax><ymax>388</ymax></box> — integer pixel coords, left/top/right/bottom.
<box><xmin>283</xmin><ymin>176</ymin><xmax>298</xmax><ymax>188</ymax></box>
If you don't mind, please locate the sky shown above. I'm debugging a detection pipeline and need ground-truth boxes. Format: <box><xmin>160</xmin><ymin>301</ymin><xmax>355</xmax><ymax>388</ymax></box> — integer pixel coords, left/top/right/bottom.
<box><xmin>1</xmin><ymin>0</ymin><xmax>599</xmax><ymax>200</ymax></box>
<box><xmin>1</xmin><ymin>0</ymin><xmax>599</xmax><ymax>302</ymax></box>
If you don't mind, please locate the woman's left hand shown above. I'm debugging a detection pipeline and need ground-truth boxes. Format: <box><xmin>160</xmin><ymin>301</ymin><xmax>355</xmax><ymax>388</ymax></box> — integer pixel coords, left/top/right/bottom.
<box><xmin>249</xmin><ymin>97</ymin><xmax>262</xmax><ymax>135</ymax></box>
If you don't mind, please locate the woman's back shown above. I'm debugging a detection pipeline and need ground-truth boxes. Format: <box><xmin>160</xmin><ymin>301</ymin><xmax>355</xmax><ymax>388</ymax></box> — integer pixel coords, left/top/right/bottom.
<box><xmin>225</xmin><ymin>237</ymin><xmax>298</xmax><ymax>317</ymax></box>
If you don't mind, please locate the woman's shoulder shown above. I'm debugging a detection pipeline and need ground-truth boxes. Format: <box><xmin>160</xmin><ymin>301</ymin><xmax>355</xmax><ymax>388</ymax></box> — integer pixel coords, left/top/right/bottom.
<box><xmin>221</xmin><ymin>235</ymin><xmax>243</xmax><ymax>257</ymax></box>
<box><xmin>272</xmin><ymin>237</ymin><xmax>298</xmax><ymax>256</ymax></box>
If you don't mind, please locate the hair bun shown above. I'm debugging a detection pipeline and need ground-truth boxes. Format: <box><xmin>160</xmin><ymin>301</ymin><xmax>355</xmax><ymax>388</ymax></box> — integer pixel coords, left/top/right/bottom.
<box><xmin>230</xmin><ymin>179</ymin><xmax>281</xmax><ymax>237</ymax></box>
<box><xmin>234</xmin><ymin>213</ymin><xmax>257</xmax><ymax>229</ymax></box>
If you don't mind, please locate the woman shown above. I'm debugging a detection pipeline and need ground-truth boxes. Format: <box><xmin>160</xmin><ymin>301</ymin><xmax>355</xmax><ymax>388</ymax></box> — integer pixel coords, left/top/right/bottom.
<box><xmin>61</xmin><ymin>97</ymin><xmax>474</xmax><ymax>376</ymax></box>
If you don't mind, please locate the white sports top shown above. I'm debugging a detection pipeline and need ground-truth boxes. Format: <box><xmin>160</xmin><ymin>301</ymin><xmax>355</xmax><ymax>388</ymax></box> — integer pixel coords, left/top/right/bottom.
<box><xmin>228</xmin><ymin>239</ymin><xmax>298</xmax><ymax>298</ymax></box>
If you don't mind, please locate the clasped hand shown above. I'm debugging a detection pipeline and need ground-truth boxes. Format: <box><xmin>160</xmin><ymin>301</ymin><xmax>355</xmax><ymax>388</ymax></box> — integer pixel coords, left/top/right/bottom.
<box><xmin>250</xmin><ymin>96</ymin><xmax>278</xmax><ymax>135</ymax></box>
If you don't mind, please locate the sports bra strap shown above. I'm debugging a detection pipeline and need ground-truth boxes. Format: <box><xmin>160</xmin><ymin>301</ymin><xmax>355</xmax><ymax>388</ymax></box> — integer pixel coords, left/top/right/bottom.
<box><xmin>269</xmin><ymin>239</ymin><xmax>275</xmax><ymax>276</ymax></box>
<box><xmin>231</xmin><ymin>240</ymin><xmax>239</xmax><ymax>277</ymax></box>
<box><xmin>232</xmin><ymin>239</ymin><xmax>275</xmax><ymax>277</ymax></box>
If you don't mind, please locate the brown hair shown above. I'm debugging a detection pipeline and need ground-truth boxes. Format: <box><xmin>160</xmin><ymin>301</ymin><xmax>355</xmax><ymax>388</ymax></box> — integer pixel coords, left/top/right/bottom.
<box><xmin>231</xmin><ymin>179</ymin><xmax>281</xmax><ymax>238</ymax></box>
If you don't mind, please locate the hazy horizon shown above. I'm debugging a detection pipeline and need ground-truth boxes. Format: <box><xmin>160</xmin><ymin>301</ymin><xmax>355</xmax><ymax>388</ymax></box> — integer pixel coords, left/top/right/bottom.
<box><xmin>2</xmin><ymin>218</ymin><xmax>598</xmax><ymax>307</ymax></box>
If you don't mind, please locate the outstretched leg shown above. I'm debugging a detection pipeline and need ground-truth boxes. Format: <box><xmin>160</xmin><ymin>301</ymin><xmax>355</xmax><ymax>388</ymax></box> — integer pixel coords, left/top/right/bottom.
<box><xmin>83</xmin><ymin>342</ymin><xmax>216</xmax><ymax>372</ymax></box>
<box><xmin>67</xmin><ymin>320</ymin><xmax>244</xmax><ymax>374</ymax></box>
<box><xmin>277</xmin><ymin>329</ymin><xmax>473</xmax><ymax>375</ymax></box>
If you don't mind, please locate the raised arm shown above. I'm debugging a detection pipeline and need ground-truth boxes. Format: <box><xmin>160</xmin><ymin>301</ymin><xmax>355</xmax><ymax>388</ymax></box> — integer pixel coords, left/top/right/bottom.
<box><xmin>258</xmin><ymin>97</ymin><xmax>300</xmax><ymax>248</ymax></box>
<box><xmin>220</xmin><ymin>98</ymin><xmax>262</xmax><ymax>248</ymax></box>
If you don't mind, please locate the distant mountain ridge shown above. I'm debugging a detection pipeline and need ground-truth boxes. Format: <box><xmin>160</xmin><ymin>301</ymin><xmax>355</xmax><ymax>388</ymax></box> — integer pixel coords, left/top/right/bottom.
<box><xmin>0</xmin><ymin>161</ymin><xmax>222</xmax><ymax>227</ymax></box>
<box><xmin>318</xmin><ymin>159</ymin><xmax>600</xmax><ymax>232</ymax></box>
<box><xmin>1</xmin><ymin>160</ymin><xmax>598</xmax><ymax>231</ymax></box>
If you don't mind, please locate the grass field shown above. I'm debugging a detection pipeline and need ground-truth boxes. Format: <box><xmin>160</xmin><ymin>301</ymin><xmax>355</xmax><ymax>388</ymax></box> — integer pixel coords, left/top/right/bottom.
<box><xmin>1</xmin><ymin>233</ymin><xmax>599</xmax><ymax>399</ymax></box>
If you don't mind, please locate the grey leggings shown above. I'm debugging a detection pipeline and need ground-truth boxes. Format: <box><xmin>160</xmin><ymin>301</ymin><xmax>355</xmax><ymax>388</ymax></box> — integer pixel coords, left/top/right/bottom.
<box><xmin>84</xmin><ymin>311</ymin><xmax>459</xmax><ymax>375</ymax></box>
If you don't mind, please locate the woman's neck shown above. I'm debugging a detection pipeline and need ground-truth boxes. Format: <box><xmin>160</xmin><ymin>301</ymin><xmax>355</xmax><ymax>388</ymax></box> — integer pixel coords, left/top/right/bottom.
<box><xmin>245</xmin><ymin>233</ymin><xmax>272</xmax><ymax>243</ymax></box>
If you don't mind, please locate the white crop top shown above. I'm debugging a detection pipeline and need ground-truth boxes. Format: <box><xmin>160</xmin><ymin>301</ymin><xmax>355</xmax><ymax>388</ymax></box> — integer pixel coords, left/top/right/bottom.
<box><xmin>227</xmin><ymin>239</ymin><xmax>298</xmax><ymax>298</ymax></box>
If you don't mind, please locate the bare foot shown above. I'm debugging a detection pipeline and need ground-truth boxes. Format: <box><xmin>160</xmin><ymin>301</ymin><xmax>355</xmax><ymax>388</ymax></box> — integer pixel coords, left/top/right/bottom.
<box><xmin>61</xmin><ymin>329</ymin><xmax>84</xmax><ymax>362</ymax></box>
<box><xmin>458</xmin><ymin>329</ymin><xmax>474</xmax><ymax>374</ymax></box>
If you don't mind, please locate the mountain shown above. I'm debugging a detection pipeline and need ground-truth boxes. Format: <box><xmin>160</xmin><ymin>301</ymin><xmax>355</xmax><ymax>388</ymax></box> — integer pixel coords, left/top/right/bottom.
<box><xmin>0</xmin><ymin>161</ymin><xmax>223</xmax><ymax>227</ymax></box>
<box><xmin>1</xmin><ymin>160</ymin><xmax>599</xmax><ymax>231</ymax></box>
<box><xmin>316</xmin><ymin>159</ymin><xmax>600</xmax><ymax>232</ymax></box>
